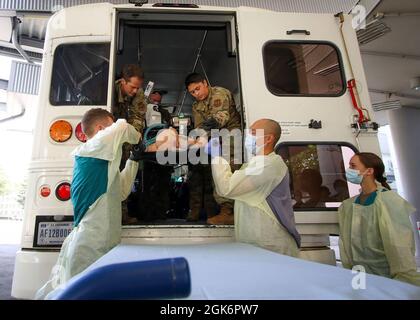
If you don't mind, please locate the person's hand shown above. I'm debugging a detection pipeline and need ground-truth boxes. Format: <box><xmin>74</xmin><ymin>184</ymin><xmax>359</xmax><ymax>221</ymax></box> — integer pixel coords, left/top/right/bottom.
<box><xmin>204</xmin><ymin>137</ymin><xmax>221</xmax><ymax>157</ymax></box>
<box><xmin>187</xmin><ymin>136</ymin><xmax>207</xmax><ymax>150</ymax></box>
<box><xmin>187</xmin><ymin>137</ymin><xmax>197</xmax><ymax>146</ymax></box>
<box><xmin>195</xmin><ymin>136</ymin><xmax>208</xmax><ymax>148</ymax></box>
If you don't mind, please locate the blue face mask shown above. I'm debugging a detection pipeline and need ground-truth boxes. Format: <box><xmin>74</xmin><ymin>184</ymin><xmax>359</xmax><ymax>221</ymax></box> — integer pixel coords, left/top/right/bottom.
<box><xmin>345</xmin><ymin>168</ymin><xmax>364</xmax><ymax>185</ymax></box>
<box><xmin>244</xmin><ymin>134</ymin><xmax>266</xmax><ymax>156</ymax></box>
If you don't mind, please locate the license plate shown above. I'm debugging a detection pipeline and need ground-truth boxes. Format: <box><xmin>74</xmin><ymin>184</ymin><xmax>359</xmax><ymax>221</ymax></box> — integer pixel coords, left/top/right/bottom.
<box><xmin>36</xmin><ymin>221</ymin><xmax>73</xmax><ymax>246</ymax></box>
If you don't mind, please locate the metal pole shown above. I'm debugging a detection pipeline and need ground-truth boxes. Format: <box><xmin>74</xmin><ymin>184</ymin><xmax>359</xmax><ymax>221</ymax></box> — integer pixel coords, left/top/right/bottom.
<box><xmin>177</xmin><ymin>30</ymin><xmax>208</xmax><ymax>116</ymax></box>
<box><xmin>0</xmin><ymin>106</ymin><xmax>25</xmax><ymax>123</ymax></box>
<box><xmin>11</xmin><ymin>17</ymin><xmax>33</xmax><ymax>64</ymax></box>
<box><xmin>137</xmin><ymin>27</ymin><xmax>142</xmax><ymax>66</ymax></box>
<box><xmin>199</xmin><ymin>58</ymin><xmax>211</xmax><ymax>87</ymax></box>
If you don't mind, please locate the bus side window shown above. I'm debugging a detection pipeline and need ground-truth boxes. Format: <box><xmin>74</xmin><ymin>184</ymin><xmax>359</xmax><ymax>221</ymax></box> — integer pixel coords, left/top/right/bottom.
<box><xmin>263</xmin><ymin>42</ymin><xmax>346</xmax><ymax>97</ymax></box>
<box><xmin>50</xmin><ymin>43</ymin><xmax>110</xmax><ymax>106</ymax></box>
<box><xmin>276</xmin><ymin>143</ymin><xmax>359</xmax><ymax>210</ymax></box>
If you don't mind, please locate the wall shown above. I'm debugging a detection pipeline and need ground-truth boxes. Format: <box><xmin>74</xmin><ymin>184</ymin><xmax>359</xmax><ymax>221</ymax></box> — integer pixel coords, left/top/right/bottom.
<box><xmin>388</xmin><ymin>107</ymin><xmax>420</xmax><ymax>264</ymax></box>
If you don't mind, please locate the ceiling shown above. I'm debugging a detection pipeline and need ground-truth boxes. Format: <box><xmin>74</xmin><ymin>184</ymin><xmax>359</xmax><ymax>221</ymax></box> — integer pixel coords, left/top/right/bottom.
<box><xmin>1</xmin><ymin>0</ymin><xmax>419</xmax><ymax>126</ymax></box>
<box><xmin>360</xmin><ymin>0</ymin><xmax>420</xmax><ymax>124</ymax></box>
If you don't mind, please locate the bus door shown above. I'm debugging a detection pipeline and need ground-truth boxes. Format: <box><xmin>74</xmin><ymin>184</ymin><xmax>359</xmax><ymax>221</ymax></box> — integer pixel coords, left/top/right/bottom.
<box><xmin>236</xmin><ymin>7</ymin><xmax>380</xmax><ymax>152</ymax></box>
<box><xmin>235</xmin><ymin>8</ymin><xmax>381</xmax><ymax>251</ymax></box>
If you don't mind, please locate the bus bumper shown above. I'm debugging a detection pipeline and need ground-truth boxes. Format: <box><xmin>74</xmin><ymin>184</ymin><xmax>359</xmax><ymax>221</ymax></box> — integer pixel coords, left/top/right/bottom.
<box><xmin>11</xmin><ymin>250</ymin><xmax>58</xmax><ymax>300</ymax></box>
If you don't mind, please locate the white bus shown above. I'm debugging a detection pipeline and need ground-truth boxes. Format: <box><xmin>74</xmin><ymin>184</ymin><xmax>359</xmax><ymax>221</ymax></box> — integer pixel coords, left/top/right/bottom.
<box><xmin>12</xmin><ymin>2</ymin><xmax>381</xmax><ymax>299</ymax></box>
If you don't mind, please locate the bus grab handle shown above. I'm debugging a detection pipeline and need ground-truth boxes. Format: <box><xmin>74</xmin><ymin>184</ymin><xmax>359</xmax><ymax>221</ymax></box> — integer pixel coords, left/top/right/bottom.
<box><xmin>286</xmin><ymin>29</ymin><xmax>311</xmax><ymax>35</ymax></box>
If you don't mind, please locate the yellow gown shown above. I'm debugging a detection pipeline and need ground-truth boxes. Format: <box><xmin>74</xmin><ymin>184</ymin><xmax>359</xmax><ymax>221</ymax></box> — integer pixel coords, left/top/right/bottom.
<box><xmin>338</xmin><ymin>185</ymin><xmax>420</xmax><ymax>286</ymax></box>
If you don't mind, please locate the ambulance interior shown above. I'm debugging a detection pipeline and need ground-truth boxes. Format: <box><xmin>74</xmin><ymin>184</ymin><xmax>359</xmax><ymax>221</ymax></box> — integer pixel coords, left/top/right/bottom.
<box><xmin>50</xmin><ymin>11</ymin><xmax>356</xmax><ymax>225</ymax></box>
<box><xmin>113</xmin><ymin>14</ymin><xmax>244</xmax><ymax>225</ymax></box>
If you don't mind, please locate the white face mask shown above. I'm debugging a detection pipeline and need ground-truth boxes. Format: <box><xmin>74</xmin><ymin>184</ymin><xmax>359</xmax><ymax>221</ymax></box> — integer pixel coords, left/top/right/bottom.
<box><xmin>244</xmin><ymin>134</ymin><xmax>268</xmax><ymax>156</ymax></box>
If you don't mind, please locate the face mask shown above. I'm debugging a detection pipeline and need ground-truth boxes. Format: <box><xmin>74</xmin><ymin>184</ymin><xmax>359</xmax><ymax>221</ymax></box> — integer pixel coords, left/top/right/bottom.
<box><xmin>345</xmin><ymin>168</ymin><xmax>364</xmax><ymax>185</ymax></box>
<box><xmin>244</xmin><ymin>134</ymin><xmax>267</xmax><ymax>156</ymax></box>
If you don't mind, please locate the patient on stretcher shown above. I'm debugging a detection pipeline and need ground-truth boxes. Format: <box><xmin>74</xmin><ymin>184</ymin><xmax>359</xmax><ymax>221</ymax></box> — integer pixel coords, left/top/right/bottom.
<box><xmin>145</xmin><ymin>127</ymin><xmax>207</xmax><ymax>152</ymax></box>
<box><xmin>129</xmin><ymin>127</ymin><xmax>205</xmax><ymax>222</ymax></box>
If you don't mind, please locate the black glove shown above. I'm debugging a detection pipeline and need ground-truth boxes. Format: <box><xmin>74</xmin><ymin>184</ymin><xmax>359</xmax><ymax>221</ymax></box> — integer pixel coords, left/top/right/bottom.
<box><xmin>129</xmin><ymin>143</ymin><xmax>146</xmax><ymax>162</ymax></box>
<box><xmin>200</xmin><ymin>117</ymin><xmax>220</xmax><ymax>132</ymax></box>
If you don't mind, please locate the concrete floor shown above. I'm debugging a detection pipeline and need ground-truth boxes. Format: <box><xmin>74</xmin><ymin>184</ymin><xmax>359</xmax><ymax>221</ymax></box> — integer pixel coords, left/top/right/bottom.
<box><xmin>0</xmin><ymin>219</ymin><xmax>22</xmax><ymax>300</ymax></box>
<box><xmin>0</xmin><ymin>244</ymin><xmax>18</xmax><ymax>300</ymax></box>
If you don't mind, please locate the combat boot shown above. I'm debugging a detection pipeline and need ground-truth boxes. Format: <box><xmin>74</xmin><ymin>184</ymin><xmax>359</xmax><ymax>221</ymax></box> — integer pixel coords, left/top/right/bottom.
<box><xmin>122</xmin><ymin>202</ymin><xmax>139</xmax><ymax>225</ymax></box>
<box><xmin>186</xmin><ymin>207</ymin><xmax>200</xmax><ymax>222</ymax></box>
<box><xmin>122</xmin><ymin>213</ymin><xmax>139</xmax><ymax>225</ymax></box>
<box><xmin>206</xmin><ymin>206</ymin><xmax>234</xmax><ymax>225</ymax></box>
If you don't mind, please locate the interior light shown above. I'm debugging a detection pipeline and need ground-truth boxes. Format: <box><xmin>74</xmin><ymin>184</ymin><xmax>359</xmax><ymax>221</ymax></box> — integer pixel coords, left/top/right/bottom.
<box><xmin>410</xmin><ymin>77</ymin><xmax>420</xmax><ymax>91</ymax></box>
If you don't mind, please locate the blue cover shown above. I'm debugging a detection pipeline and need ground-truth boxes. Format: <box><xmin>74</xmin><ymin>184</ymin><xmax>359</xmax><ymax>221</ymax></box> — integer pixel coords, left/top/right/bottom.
<box><xmin>53</xmin><ymin>257</ymin><xmax>191</xmax><ymax>300</ymax></box>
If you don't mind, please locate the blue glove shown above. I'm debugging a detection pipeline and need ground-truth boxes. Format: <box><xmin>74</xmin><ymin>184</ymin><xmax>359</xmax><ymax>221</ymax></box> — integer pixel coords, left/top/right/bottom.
<box><xmin>204</xmin><ymin>137</ymin><xmax>221</xmax><ymax>157</ymax></box>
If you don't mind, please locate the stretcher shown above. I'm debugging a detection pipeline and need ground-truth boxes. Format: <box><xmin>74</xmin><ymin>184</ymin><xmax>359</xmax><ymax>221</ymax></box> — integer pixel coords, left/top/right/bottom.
<box><xmin>53</xmin><ymin>242</ymin><xmax>420</xmax><ymax>300</ymax></box>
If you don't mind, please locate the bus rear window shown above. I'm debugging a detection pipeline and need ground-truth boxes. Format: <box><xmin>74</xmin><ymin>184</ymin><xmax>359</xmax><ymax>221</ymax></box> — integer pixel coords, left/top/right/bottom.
<box><xmin>276</xmin><ymin>143</ymin><xmax>359</xmax><ymax>210</ymax></box>
<box><xmin>50</xmin><ymin>43</ymin><xmax>110</xmax><ymax>106</ymax></box>
<box><xmin>263</xmin><ymin>42</ymin><xmax>345</xmax><ymax>96</ymax></box>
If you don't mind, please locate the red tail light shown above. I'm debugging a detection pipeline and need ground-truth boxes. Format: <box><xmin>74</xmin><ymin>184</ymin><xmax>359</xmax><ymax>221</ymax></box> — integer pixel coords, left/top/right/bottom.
<box><xmin>40</xmin><ymin>186</ymin><xmax>51</xmax><ymax>197</ymax></box>
<box><xmin>56</xmin><ymin>182</ymin><xmax>71</xmax><ymax>201</ymax></box>
<box><xmin>75</xmin><ymin>122</ymin><xmax>87</xmax><ymax>143</ymax></box>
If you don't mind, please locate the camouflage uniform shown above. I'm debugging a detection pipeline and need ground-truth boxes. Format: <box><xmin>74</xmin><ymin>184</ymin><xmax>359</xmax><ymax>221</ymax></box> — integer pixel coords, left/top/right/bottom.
<box><xmin>112</xmin><ymin>79</ymin><xmax>147</xmax><ymax>168</ymax></box>
<box><xmin>189</xmin><ymin>86</ymin><xmax>242</xmax><ymax>220</ymax></box>
<box><xmin>112</xmin><ymin>79</ymin><xmax>147</xmax><ymax>223</ymax></box>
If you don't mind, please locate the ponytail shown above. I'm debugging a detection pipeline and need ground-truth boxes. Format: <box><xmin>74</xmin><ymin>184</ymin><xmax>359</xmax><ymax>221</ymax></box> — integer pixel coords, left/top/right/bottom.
<box><xmin>376</xmin><ymin>175</ymin><xmax>391</xmax><ymax>190</ymax></box>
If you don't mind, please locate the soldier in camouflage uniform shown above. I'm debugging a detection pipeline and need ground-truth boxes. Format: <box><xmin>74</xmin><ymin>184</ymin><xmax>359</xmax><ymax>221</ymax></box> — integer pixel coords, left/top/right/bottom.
<box><xmin>112</xmin><ymin>64</ymin><xmax>147</xmax><ymax>224</ymax></box>
<box><xmin>185</xmin><ymin>73</ymin><xmax>242</xmax><ymax>225</ymax></box>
